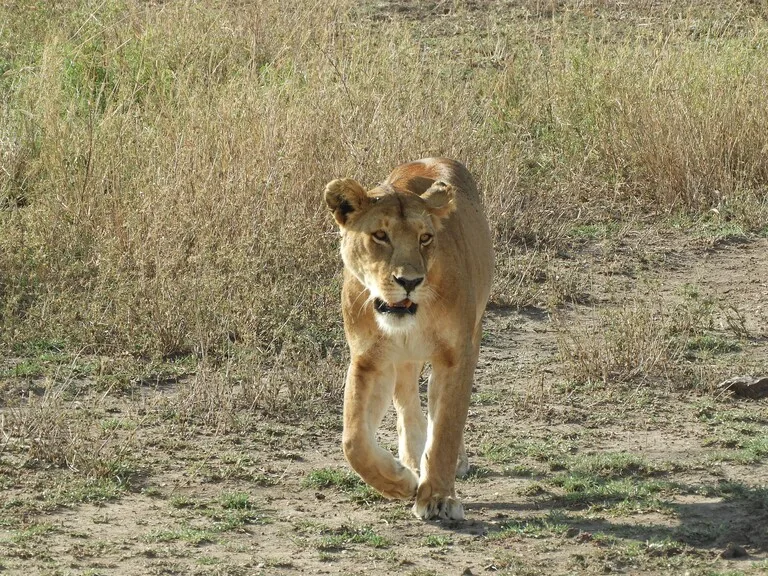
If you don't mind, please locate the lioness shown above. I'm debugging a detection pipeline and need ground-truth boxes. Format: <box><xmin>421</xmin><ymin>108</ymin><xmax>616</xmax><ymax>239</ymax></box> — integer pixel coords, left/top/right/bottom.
<box><xmin>324</xmin><ymin>158</ymin><xmax>493</xmax><ymax>520</ymax></box>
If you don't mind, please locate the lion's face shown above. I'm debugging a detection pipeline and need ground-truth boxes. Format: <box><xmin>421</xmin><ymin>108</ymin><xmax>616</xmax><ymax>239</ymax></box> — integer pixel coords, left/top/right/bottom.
<box><xmin>325</xmin><ymin>178</ymin><xmax>456</xmax><ymax>333</ymax></box>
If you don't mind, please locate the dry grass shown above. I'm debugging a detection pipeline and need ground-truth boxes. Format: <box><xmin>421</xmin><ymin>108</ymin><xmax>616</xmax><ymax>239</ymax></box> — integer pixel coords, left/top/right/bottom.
<box><xmin>2</xmin><ymin>0</ymin><xmax>768</xmax><ymax>407</ymax></box>
<box><xmin>1</xmin><ymin>375</ymin><xmax>139</xmax><ymax>484</ymax></box>
<box><xmin>3</xmin><ymin>6</ymin><xmax>768</xmax><ymax>573</ymax></box>
<box><xmin>555</xmin><ymin>299</ymin><xmax>688</xmax><ymax>386</ymax></box>
<box><xmin>555</xmin><ymin>286</ymin><xmax>754</xmax><ymax>389</ymax></box>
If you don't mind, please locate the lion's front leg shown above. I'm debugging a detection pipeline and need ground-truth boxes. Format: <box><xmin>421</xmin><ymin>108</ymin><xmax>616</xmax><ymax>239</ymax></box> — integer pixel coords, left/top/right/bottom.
<box><xmin>413</xmin><ymin>357</ymin><xmax>474</xmax><ymax>521</ymax></box>
<box><xmin>342</xmin><ymin>359</ymin><xmax>418</xmax><ymax>500</ymax></box>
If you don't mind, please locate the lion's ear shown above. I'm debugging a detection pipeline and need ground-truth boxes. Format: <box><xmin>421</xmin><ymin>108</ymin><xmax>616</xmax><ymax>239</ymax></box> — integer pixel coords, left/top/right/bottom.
<box><xmin>324</xmin><ymin>178</ymin><xmax>368</xmax><ymax>226</ymax></box>
<box><xmin>422</xmin><ymin>181</ymin><xmax>456</xmax><ymax>221</ymax></box>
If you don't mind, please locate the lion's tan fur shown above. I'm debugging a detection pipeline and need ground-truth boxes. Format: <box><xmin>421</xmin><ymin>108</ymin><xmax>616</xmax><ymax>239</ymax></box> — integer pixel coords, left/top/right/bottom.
<box><xmin>324</xmin><ymin>158</ymin><xmax>493</xmax><ymax>520</ymax></box>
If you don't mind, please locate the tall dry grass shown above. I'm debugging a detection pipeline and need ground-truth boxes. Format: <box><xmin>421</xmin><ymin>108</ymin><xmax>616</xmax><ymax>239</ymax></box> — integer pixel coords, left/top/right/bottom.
<box><xmin>2</xmin><ymin>0</ymin><xmax>768</xmax><ymax>406</ymax></box>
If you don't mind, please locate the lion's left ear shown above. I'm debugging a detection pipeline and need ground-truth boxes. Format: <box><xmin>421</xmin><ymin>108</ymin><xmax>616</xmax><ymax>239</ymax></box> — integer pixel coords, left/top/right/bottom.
<box><xmin>422</xmin><ymin>181</ymin><xmax>456</xmax><ymax>221</ymax></box>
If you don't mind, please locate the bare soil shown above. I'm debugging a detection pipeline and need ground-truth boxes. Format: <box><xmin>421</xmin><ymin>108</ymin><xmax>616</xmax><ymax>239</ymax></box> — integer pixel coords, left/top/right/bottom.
<box><xmin>2</xmin><ymin>236</ymin><xmax>767</xmax><ymax>575</ymax></box>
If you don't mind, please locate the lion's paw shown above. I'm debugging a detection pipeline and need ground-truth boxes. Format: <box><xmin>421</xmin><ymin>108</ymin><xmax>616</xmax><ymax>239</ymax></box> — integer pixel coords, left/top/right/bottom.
<box><xmin>377</xmin><ymin>464</ymin><xmax>419</xmax><ymax>500</ymax></box>
<box><xmin>412</xmin><ymin>495</ymin><xmax>465</xmax><ymax>521</ymax></box>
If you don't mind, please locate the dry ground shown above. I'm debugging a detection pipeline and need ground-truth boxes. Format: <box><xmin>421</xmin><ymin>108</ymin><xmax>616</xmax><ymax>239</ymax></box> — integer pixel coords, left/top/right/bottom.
<box><xmin>2</xmin><ymin>1</ymin><xmax>768</xmax><ymax>575</ymax></box>
<box><xmin>1</xmin><ymin>235</ymin><xmax>766</xmax><ymax>575</ymax></box>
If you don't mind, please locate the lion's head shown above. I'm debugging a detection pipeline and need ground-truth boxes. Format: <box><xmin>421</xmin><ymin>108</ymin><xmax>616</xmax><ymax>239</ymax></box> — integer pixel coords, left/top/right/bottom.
<box><xmin>325</xmin><ymin>177</ymin><xmax>456</xmax><ymax>333</ymax></box>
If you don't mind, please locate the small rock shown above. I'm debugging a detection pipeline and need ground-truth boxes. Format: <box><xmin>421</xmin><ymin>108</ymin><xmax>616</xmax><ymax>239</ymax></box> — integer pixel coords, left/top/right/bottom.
<box><xmin>721</xmin><ymin>542</ymin><xmax>748</xmax><ymax>559</ymax></box>
<box><xmin>462</xmin><ymin>568</ymin><xmax>474</xmax><ymax>576</ymax></box>
<box><xmin>717</xmin><ymin>376</ymin><xmax>768</xmax><ymax>399</ymax></box>
<box><xmin>576</xmin><ymin>531</ymin><xmax>594</xmax><ymax>543</ymax></box>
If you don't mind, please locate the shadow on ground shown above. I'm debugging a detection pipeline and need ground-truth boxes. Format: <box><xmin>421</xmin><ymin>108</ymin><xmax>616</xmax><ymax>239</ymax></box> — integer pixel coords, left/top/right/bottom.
<box><xmin>457</xmin><ymin>481</ymin><xmax>768</xmax><ymax>553</ymax></box>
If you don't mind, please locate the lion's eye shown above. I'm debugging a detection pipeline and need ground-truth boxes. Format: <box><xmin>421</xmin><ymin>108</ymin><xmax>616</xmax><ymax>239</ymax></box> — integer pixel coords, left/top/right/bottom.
<box><xmin>372</xmin><ymin>230</ymin><xmax>389</xmax><ymax>243</ymax></box>
<box><xmin>420</xmin><ymin>233</ymin><xmax>433</xmax><ymax>246</ymax></box>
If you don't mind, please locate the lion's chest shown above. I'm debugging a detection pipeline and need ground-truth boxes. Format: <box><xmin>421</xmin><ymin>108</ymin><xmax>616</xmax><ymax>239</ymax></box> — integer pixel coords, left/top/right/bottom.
<box><xmin>384</xmin><ymin>327</ymin><xmax>440</xmax><ymax>363</ymax></box>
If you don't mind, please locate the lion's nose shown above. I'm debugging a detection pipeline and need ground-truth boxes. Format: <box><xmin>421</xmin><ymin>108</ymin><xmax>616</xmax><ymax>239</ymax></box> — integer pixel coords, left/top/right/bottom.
<box><xmin>393</xmin><ymin>276</ymin><xmax>423</xmax><ymax>293</ymax></box>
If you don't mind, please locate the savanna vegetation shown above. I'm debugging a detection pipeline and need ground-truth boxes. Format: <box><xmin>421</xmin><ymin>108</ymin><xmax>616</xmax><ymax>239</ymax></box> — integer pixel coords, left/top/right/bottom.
<box><xmin>1</xmin><ymin>1</ymin><xmax>767</xmax><ymax>574</ymax></box>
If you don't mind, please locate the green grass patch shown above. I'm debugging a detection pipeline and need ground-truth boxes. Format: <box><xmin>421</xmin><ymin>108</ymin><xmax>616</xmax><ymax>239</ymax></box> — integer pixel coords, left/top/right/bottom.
<box><xmin>546</xmin><ymin>452</ymin><xmax>673</xmax><ymax>513</ymax></box>
<box><xmin>1</xmin><ymin>359</ymin><xmax>45</xmax><ymax>379</ymax></box>
<box><xmin>569</xmin><ymin>223</ymin><xmax>619</xmax><ymax>240</ymax></box>
<box><xmin>686</xmin><ymin>334</ymin><xmax>741</xmax><ymax>355</ymax></box>
<box><xmin>100</xmin><ymin>417</ymin><xmax>137</xmax><ymax>431</ymax></box>
<box><xmin>471</xmin><ymin>390</ymin><xmax>502</xmax><ymax>406</ymax></box>
<box><xmin>554</xmin><ymin>476</ymin><xmax>674</xmax><ymax>514</ymax></box>
<box><xmin>464</xmin><ymin>465</ymin><xmax>494</xmax><ymax>481</ymax></box>
<box><xmin>489</xmin><ymin>513</ymin><xmax>568</xmax><ymax>540</ymax></box>
<box><xmin>48</xmin><ymin>476</ymin><xmax>129</xmax><ymax>505</ymax></box>
<box><xmin>708</xmin><ymin>435</ymin><xmax>768</xmax><ymax>465</ymax></box>
<box><xmin>146</xmin><ymin>494</ymin><xmax>269</xmax><ymax>545</ymax></box>
<box><xmin>220</xmin><ymin>491</ymin><xmax>254</xmax><ymax>510</ymax></box>
<box><xmin>144</xmin><ymin>526</ymin><xmax>218</xmax><ymax>546</ymax></box>
<box><xmin>698</xmin><ymin>405</ymin><xmax>768</xmax><ymax>464</ymax></box>
<box><xmin>316</xmin><ymin>525</ymin><xmax>391</xmax><ymax>551</ymax></box>
<box><xmin>303</xmin><ymin>468</ymin><xmax>383</xmax><ymax>504</ymax></box>
<box><xmin>170</xmin><ymin>495</ymin><xmax>200</xmax><ymax>509</ymax></box>
<box><xmin>480</xmin><ymin>438</ymin><xmax>577</xmax><ymax>466</ymax></box>
<box><xmin>423</xmin><ymin>534</ymin><xmax>452</xmax><ymax>548</ymax></box>
<box><xmin>503</xmin><ymin>464</ymin><xmax>536</xmax><ymax>477</ymax></box>
<box><xmin>5</xmin><ymin>523</ymin><xmax>57</xmax><ymax>545</ymax></box>
<box><xmin>565</xmin><ymin>452</ymin><xmax>664</xmax><ymax>479</ymax></box>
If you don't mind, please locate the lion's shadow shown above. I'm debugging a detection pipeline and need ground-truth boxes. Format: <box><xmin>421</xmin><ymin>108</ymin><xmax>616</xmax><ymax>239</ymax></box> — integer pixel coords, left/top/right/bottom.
<box><xmin>443</xmin><ymin>480</ymin><xmax>768</xmax><ymax>555</ymax></box>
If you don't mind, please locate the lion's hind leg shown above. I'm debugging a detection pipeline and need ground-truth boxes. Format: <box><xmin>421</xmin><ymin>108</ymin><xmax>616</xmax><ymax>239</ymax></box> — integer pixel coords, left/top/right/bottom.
<box><xmin>456</xmin><ymin>438</ymin><xmax>469</xmax><ymax>478</ymax></box>
<box><xmin>393</xmin><ymin>362</ymin><xmax>427</xmax><ymax>474</ymax></box>
<box><xmin>342</xmin><ymin>360</ymin><xmax>418</xmax><ymax>500</ymax></box>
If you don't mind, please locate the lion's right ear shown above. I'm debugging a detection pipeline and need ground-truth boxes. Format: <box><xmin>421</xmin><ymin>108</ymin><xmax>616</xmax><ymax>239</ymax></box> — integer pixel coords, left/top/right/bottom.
<box><xmin>324</xmin><ymin>178</ymin><xmax>368</xmax><ymax>227</ymax></box>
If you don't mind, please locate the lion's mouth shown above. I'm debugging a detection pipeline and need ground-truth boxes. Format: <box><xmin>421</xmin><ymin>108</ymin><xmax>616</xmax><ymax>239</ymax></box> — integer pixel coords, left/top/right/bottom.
<box><xmin>374</xmin><ymin>298</ymin><xmax>418</xmax><ymax>316</ymax></box>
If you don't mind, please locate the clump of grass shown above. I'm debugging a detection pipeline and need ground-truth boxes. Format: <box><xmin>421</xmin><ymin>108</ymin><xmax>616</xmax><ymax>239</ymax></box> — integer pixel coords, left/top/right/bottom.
<box><xmin>303</xmin><ymin>467</ymin><xmax>383</xmax><ymax>504</ymax></box>
<box><xmin>489</xmin><ymin>512</ymin><xmax>569</xmax><ymax>540</ymax></box>
<box><xmin>556</xmin><ymin>299</ymin><xmax>686</xmax><ymax>386</ymax></box>
<box><xmin>5</xmin><ymin>522</ymin><xmax>57</xmax><ymax>545</ymax></box>
<box><xmin>316</xmin><ymin>525</ymin><xmax>391</xmax><ymax>551</ymax></box>
<box><xmin>144</xmin><ymin>526</ymin><xmax>218</xmax><ymax>546</ymax></box>
<box><xmin>480</xmin><ymin>437</ymin><xmax>577</xmax><ymax>466</ymax></box>
<box><xmin>1</xmin><ymin>377</ymin><xmax>139</xmax><ymax>488</ymax></box>
<box><xmin>147</xmin><ymin>492</ymin><xmax>269</xmax><ymax>545</ymax></box>
<box><xmin>303</xmin><ymin>468</ymin><xmax>363</xmax><ymax>491</ymax></box>
<box><xmin>220</xmin><ymin>492</ymin><xmax>253</xmax><ymax>510</ymax></box>
<box><xmin>464</xmin><ymin>465</ymin><xmax>494</xmax><ymax>481</ymax></box>
<box><xmin>685</xmin><ymin>334</ymin><xmax>740</xmax><ymax>355</ymax></box>
<box><xmin>565</xmin><ymin>452</ymin><xmax>665</xmax><ymax>479</ymax></box>
<box><xmin>503</xmin><ymin>464</ymin><xmax>535</xmax><ymax>477</ymax></box>
<box><xmin>707</xmin><ymin>436</ymin><xmax>768</xmax><ymax>465</ymax></box>
<box><xmin>551</xmin><ymin>475</ymin><xmax>672</xmax><ymax>512</ymax></box>
<box><xmin>556</xmin><ymin>281</ymin><xmax>755</xmax><ymax>388</ymax></box>
<box><xmin>423</xmin><ymin>534</ymin><xmax>452</xmax><ymax>548</ymax></box>
<box><xmin>170</xmin><ymin>495</ymin><xmax>199</xmax><ymax>510</ymax></box>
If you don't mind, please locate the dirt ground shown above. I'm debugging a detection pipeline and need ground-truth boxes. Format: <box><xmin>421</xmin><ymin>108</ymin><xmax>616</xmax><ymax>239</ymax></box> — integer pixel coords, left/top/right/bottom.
<box><xmin>3</xmin><ymin>0</ymin><xmax>768</xmax><ymax>573</ymax></box>
<box><xmin>2</xmin><ymin>235</ymin><xmax>766</xmax><ymax>575</ymax></box>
